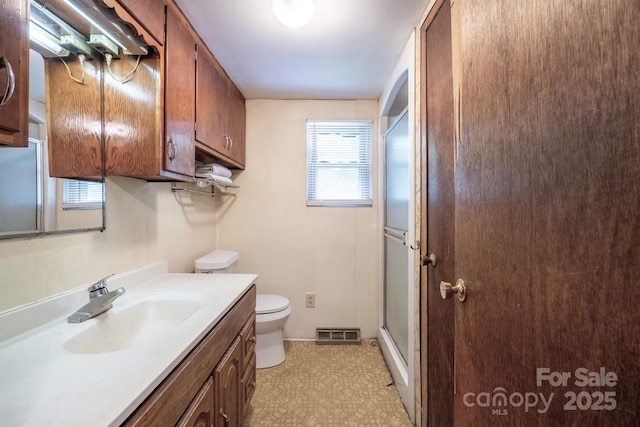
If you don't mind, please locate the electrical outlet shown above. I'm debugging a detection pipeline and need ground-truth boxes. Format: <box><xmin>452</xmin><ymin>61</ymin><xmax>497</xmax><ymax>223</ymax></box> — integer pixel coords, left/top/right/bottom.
<box><xmin>305</xmin><ymin>293</ymin><xmax>316</xmax><ymax>308</ymax></box>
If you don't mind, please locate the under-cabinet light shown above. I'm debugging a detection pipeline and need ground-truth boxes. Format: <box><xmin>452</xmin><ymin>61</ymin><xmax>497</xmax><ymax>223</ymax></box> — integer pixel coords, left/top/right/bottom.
<box><xmin>62</xmin><ymin>0</ymin><xmax>148</xmax><ymax>56</ymax></box>
<box><xmin>88</xmin><ymin>34</ymin><xmax>119</xmax><ymax>57</ymax></box>
<box><xmin>60</xmin><ymin>34</ymin><xmax>93</xmax><ymax>58</ymax></box>
<box><xmin>29</xmin><ymin>21</ymin><xmax>70</xmax><ymax>58</ymax></box>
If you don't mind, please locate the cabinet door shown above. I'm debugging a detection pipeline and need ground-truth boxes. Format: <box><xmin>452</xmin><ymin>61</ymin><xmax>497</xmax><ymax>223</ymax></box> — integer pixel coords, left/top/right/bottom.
<box><xmin>225</xmin><ymin>85</ymin><xmax>246</xmax><ymax>166</ymax></box>
<box><xmin>176</xmin><ymin>377</ymin><xmax>214</xmax><ymax>427</ymax></box>
<box><xmin>46</xmin><ymin>58</ymin><xmax>102</xmax><ymax>179</ymax></box>
<box><xmin>214</xmin><ymin>337</ymin><xmax>242</xmax><ymax>427</ymax></box>
<box><xmin>0</xmin><ymin>0</ymin><xmax>28</xmax><ymax>147</ymax></box>
<box><xmin>117</xmin><ymin>0</ymin><xmax>165</xmax><ymax>44</ymax></box>
<box><xmin>195</xmin><ymin>45</ymin><xmax>228</xmax><ymax>154</ymax></box>
<box><xmin>165</xmin><ymin>6</ymin><xmax>196</xmax><ymax>177</ymax></box>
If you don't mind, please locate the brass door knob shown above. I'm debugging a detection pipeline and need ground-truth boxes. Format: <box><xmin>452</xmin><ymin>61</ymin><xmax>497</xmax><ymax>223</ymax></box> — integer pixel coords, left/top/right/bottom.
<box><xmin>440</xmin><ymin>279</ymin><xmax>467</xmax><ymax>302</ymax></box>
<box><xmin>421</xmin><ymin>252</ymin><xmax>437</xmax><ymax>267</ymax></box>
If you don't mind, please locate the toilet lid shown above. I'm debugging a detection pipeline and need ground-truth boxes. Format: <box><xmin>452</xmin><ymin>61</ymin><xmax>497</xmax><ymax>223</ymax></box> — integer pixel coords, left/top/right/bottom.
<box><xmin>256</xmin><ymin>294</ymin><xmax>290</xmax><ymax>314</ymax></box>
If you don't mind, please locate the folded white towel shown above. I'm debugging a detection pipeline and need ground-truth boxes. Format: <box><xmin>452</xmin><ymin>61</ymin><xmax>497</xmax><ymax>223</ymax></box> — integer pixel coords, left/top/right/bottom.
<box><xmin>195</xmin><ymin>172</ymin><xmax>233</xmax><ymax>185</ymax></box>
<box><xmin>196</xmin><ymin>163</ymin><xmax>232</xmax><ymax>178</ymax></box>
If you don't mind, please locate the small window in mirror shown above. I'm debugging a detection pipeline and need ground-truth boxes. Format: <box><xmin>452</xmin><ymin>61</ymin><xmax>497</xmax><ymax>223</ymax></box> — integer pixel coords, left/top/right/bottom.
<box><xmin>62</xmin><ymin>180</ymin><xmax>103</xmax><ymax>210</ymax></box>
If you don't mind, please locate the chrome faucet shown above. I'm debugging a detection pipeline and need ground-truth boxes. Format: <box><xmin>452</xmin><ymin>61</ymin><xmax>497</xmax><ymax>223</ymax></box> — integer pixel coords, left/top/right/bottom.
<box><xmin>67</xmin><ymin>274</ymin><xmax>125</xmax><ymax>323</ymax></box>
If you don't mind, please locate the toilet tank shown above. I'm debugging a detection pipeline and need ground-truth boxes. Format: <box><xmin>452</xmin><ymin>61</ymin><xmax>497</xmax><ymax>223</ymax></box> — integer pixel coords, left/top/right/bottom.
<box><xmin>195</xmin><ymin>250</ymin><xmax>239</xmax><ymax>274</ymax></box>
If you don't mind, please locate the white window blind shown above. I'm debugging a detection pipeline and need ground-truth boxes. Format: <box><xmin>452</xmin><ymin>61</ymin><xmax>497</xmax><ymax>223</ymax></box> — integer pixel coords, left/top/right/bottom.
<box><xmin>62</xmin><ymin>179</ymin><xmax>104</xmax><ymax>210</ymax></box>
<box><xmin>306</xmin><ymin>119</ymin><xmax>373</xmax><ymax>207</ymax></box>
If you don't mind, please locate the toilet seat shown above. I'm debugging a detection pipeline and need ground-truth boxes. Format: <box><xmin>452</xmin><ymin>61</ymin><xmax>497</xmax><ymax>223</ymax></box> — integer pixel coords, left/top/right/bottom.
<box><xmin>256</xmin><ymin>294</ymin><xmax>290</xmax><ymax>314</ymax></box>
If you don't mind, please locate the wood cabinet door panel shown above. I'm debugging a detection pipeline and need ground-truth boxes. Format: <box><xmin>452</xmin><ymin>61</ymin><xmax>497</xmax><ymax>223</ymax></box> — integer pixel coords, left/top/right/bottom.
<box><xmin>165</xmin><ymin>6</ymin><xmax>195</xmax><ymax>177</ymax></box>
<box><xmin>176</xmin><ymin>377</ymin><xmax>214</xmax><ymax>427</ymax></box>
<box><xmin>214</xmin><ymin>337</ymin><xmax>242</xmax><ymax>427</ymax></box>
<box><xmin>195</xmin><ymin>46</ymin><xmax>227</xmax><ymax>153</ymax></box>
<box><xmin>225</xmin><ymin>86</ymin><xmax>246</xmax><ymax>166</ymax></box>
<box><xmin>46</xmin><ymin>59</ymin><xmax>102</xmax><ymax>179</ymax></box>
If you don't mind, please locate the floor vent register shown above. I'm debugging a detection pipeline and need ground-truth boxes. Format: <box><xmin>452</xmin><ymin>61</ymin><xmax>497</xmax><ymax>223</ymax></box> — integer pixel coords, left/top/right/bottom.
<box><xmin>315</xmin><ymin>328</ymin><xmax>361</xmax><ymax>345</ymax></box>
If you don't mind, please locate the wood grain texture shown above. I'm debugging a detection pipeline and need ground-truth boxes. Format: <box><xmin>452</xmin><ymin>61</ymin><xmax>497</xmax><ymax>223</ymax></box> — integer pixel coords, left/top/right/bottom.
<box><xmin>111</xmin><ymin>0</ymin><xmax>166</xmax><ymax>45</ymax></box>
<box><xmin>164</xmin><ymin>3</ymin><xmax>196</xmax><ymax>177</ymax></box>
<box><xmin>45</xmin><ymin>58</ymin><xmax>102</xmax><ymax>180</ymax></box>
<box><xmin>457</xmin><ymin>0</ymin><xmax>640</xmax><ymax>424</ymax></box>
<box><xmin>103</xmin><ymin>54</ymin><xmax>163</xmax><ymax>177</ymax></box>
<box><xmin>214</xmin><ymin>337</ymin><xmax>242</xmax><ymax>427</ymax></box>
<box><xmin>195</xmin><ymin>42</ymin><xmax>246</xmax><ymax>169</ymax></box>
<box><xmin>176</xmin><ymin>377</ymin><xmax>214</xmax><ymax>427</ymax></box>
<box><xmin>420</xmin><ymin>1</ymin><xmax>455</xmax><ymax>426</ymax></box>
<box><xmin>195</xmin><ymin>43</ymin><xmax>228</xmax><ymax>153</ymax></box>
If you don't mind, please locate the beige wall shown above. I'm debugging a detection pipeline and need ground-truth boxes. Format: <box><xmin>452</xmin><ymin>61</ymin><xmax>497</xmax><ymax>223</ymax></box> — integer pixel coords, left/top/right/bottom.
<box><xmin>0</xmin><ymin>176</ymin><xmax>217</xmax><ymax>312</ymax></box>
<box><xmin>218</xmin><ymin>99</ymin><xmax>380</xmax><ymax>339</ymax></box>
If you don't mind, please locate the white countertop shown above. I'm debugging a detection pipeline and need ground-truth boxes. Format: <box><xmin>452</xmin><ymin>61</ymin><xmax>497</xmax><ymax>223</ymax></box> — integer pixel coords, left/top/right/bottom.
<box><xmin>0</xmin><ymin>262</ymin><xmax>257</xmax><ymax>426</ymax></box>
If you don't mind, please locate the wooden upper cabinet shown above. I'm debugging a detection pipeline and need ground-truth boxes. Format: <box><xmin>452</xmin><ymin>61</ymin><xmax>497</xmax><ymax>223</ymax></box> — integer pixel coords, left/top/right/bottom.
<box><xmin>116</xmin><ymin>0</ymin><xmax>166</xmax><ymax>44</ymax></box>
<box><xmin>46</xmin><ymin>59</ymin><xmax>102</xmax><ymax>180</ymax></box>
<box><xmin>0</xmin><ymin>0</ymin><xmax>29</xmax><ymax>147</ymax></box>
<box><xmin>195</xmin><ymin>45</ymin><xmax>227</xmax><ymax>155</ymax></box>
<box><xmin>195</xmin><ymin>44</ymin><xmax>246</xmax><ymax>169</ymax></box>
<box><xmin>226</xmin><ymin>85</ymin><xmax>246</xmax><ymax>166</ymax></box>
<box><xmin>165</xmin><ymin>5</ymin><xmax>196</xmax><ymax>178</ymax></box>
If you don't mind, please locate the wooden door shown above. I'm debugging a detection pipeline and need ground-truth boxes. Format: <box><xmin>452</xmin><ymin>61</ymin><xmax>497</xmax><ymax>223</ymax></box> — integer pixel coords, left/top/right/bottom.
<box><xmin>420</xmin><ymin>0</ymin><xmax>455</xmax><ymax>425</ymax></box>
<box><xmin>453</xmin><ymin>0</ymin><xmax>640</xmax><ymax>425</ymax></box>
<box><xmin>165</xmin><ymin>5</ymin><xmax>196</xmax><ymax>177</ymax></box>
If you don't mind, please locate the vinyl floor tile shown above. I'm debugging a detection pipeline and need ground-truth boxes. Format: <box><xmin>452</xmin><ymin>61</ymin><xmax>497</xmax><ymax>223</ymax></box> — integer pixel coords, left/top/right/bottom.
<box><xmin>243</xmin><ymin>340</ymin><xmax>413</xmax><ymax>427</ymax></box>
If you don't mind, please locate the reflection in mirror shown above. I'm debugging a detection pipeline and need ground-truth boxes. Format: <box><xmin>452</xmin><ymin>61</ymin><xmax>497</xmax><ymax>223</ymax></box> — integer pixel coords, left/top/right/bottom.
<box><xmin>0</xmin><ymin>50</ymin><xmax>104</xmax><ymax>239</ymax></box>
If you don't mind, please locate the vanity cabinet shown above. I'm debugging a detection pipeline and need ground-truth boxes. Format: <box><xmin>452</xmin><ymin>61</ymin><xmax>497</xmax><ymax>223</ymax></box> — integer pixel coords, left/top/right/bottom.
<box><xmin>123</xmin><ymin>285</ymin><xmax>256</xmax><ymax>427</ymax></box>
<box><xmin>0</xmin><ymin>0</ymin><xmax>29</xmax><ymax>147</ymax></box>
<box><xmin>195</xmin><ymin>44</ymin><xmax>246</xmax><ymax>169</ymax></box>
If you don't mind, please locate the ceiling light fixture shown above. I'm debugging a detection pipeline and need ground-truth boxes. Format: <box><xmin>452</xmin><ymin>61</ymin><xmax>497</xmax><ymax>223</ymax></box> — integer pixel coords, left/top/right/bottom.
<box><xmin>272</xmin><ymin>0</ymin><xmax>315</xmax><ymax>28</ymax></box>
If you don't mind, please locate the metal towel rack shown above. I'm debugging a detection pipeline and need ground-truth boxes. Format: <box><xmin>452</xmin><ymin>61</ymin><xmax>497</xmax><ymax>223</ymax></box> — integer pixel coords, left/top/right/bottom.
<box><xmin>171</xmin><ymin>181</ymin><xmax>239</xmax><ymax>197</ymax></box>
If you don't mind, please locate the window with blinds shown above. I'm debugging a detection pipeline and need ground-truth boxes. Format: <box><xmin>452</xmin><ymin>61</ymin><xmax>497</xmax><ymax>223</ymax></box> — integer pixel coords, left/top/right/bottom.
<box><xmin>306</xmin><ymin>119</ymin><xmax>373</xmax><ymax>207</ymax></box>
<box><xmin>62</xmin><ymin>179</ymin><xmax>104</xmax><ymax>210</ymax></box>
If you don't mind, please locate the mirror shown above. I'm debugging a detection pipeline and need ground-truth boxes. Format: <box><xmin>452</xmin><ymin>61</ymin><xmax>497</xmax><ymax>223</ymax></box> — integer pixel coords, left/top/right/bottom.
<box><xmin>0</xmin><ymin>49</ymin><xmax>104</xmax><ymax>239</ymax></box>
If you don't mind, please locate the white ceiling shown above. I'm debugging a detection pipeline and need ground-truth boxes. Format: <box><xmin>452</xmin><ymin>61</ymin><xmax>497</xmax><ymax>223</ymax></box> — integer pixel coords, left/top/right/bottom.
<box><xmin>174</xmin><ymin>0</ymin><xmax>430</xmax><ymax>100</ymax></box>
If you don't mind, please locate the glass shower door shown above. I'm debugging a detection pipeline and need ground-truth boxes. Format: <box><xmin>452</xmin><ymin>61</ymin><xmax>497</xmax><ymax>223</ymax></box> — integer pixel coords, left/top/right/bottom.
<box><xmin>383</xmin><ymin>110</ymin><xmax>410</xmax><ymax>362</ymax></box>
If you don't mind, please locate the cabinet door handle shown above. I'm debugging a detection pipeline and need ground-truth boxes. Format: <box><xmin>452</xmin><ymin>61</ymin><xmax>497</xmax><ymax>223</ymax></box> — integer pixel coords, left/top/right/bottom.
<box><xmin>0</xmin><ymin>57</ymin><xmax>16</xmax><ymax>107</ymax></box>
<box><xmin>167</xmin><ymin>139</ymin><xmax>177</xmax><ymax>160</ymax></box>
<box><xmin>219</xmin><ymin>408</ymin><xmax>230</xmax><ymax>424</ymax></box>
<box><xmin>228</xmin><ymin>137</ymin><xmax>233</xmax><ymax>151</ymax></box>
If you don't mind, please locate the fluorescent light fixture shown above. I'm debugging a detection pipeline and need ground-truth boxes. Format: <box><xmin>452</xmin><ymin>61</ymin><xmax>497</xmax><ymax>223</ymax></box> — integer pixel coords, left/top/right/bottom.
<box><xmin>88</xmin><ymin>34</ymin><xmax>119</xmax><ymax>57</ymax></box>
<box><xmin>29</xmin><ymin>21</ymin><xmax>70</xmax><ymax>57</ymax></box>
<box><xmin>272</xmin><ymin>0</ymin><xmax>315</xmax><ymax>28</ymax></box>
<box><xmin>62</xmin><ymin>0</ymin><xmax>147</xmax><ymax>55</ymax></box>
<box><xmin>60</xmin><ymin>34</ymin><xmax>93</xmax><ymax>57</ymax></box>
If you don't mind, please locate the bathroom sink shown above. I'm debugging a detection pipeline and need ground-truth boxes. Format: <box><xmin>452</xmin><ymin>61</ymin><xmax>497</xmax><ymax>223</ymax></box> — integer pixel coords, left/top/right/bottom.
<box><xmin>63</xmin><ymin>298</ymin><xmax>200</xmax><ymax>354</ymax></box>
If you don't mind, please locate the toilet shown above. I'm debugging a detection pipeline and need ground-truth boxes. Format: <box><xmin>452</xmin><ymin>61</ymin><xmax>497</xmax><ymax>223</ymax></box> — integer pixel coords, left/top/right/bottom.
<box><xmin>195</xmin><ymin>250</ymin><xmax>292</xmax><ymax>369</ymax></box>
